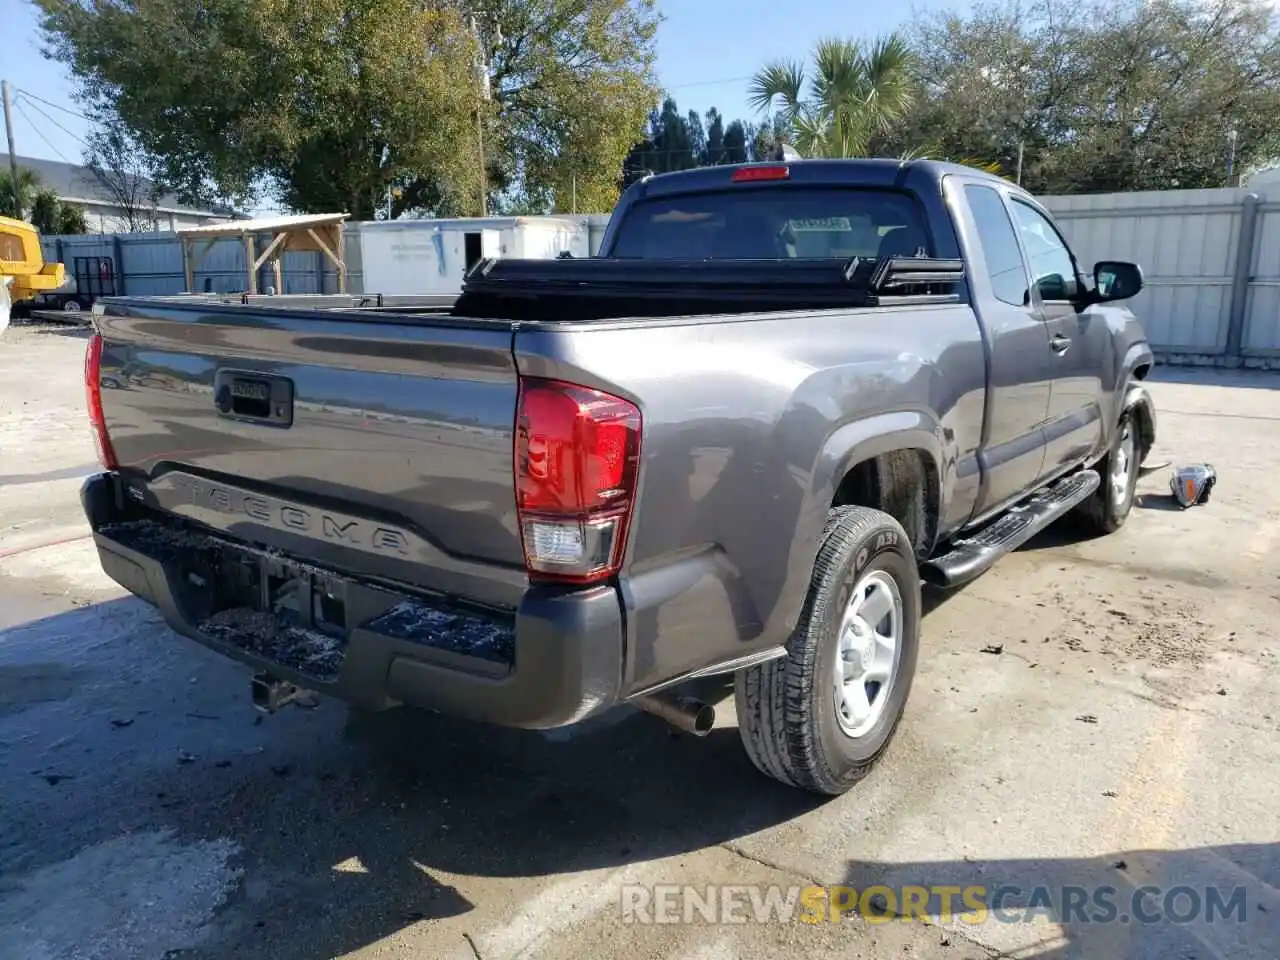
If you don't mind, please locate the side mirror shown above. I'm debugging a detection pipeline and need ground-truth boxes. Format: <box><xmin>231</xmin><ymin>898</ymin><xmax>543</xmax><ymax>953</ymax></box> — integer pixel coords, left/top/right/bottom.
<box><xmin>1091</xmin><ymin>260</ymin><xmax>1144</xmax><ymax>303</ymax></box>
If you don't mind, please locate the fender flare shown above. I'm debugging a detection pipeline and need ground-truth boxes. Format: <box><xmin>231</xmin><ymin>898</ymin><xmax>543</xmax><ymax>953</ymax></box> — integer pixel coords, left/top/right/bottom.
<box><xmin>760</xmin><ymin>410</ymin><xmax>945</xmax><ymax>642</ymax></box>
<box><xmin>1122</xmin><ymin>381</ymin><xmax>1157</xmax><ymax>462</ymax></box>
<box><xmin>816</xmin><ymin>410</ymin><xmax>945</xmax><ymax>509</ymax></box>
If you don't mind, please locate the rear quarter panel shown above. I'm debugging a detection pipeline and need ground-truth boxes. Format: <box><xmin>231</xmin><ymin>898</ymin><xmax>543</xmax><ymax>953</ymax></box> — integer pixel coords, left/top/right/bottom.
<box><xmin>515</xmin><ymin>304</ymin><xmax>987</xmax><ymax>695</ymax></box>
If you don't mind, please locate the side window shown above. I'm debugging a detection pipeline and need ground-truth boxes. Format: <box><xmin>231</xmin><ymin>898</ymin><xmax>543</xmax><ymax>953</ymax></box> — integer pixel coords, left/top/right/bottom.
<box><xmin>1010</xmin><ymin>201</ymin><xmax>1079</xmax><ymax>301</ymax></box>
<box><xmin>963</xmin><ymin>184</ymin><xmax>1028</xmax><ymax>306</ymax></box>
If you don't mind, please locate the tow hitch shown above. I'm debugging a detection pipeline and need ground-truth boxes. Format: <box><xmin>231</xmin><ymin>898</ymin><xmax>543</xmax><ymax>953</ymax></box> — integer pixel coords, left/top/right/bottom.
<box><xmin>251</xmin><ymin>673</ymin><xmax>316</xmax><ymax>713</ymax></box>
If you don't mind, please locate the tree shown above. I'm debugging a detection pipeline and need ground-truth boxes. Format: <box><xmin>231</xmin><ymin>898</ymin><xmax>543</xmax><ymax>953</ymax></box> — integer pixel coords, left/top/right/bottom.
<box><xmin>747</xmin><ymin>115</ymin><xmax>786</xmax><ymax>161</ymax></box>
<box><xmin>621</xmin><ymin>99</ymin><xmax>756</xmax><ymax>185</ymax></box>
<box><xmin>686</xmin><ymin>109</ymin><xmax>707</xmax><ymax>164</ymax></box>
<box><xmin>748</xmin><ymin>34</ymin><xmax>916</xmax><ymax>158</ymax></box>
<box><xmin>0</xmin><ymin>168</ymin><xmax>41</xmax><ymax>220</ymax></box>
<box><xmin>1</xmin><ymin>167</ymin><xmax>87</xmax><ymax>234</ymax></box>
<box><xmin>723</xmin><ymin>120</ymin><xmax>749</xmax><ymax>163</ymax></box>
<box><xmin>30</xmin><ymin>190</ymin><xmax>88</xmax><ymax>235</ymax></box>
<box><xmin>900</xmin><ymin>0</ymin><xmax>1280</xmax><ymax>192</ymax></box>
<box><xmin>36</xmin><ymin>0</ymin><xmax>659</xmax><ymax>218</ymax></box>
<box><xmin>621</xmin><ymin>97</ymin><xmax>694</xmax><ymax>183</ymax></box>
<box><xmin>651</xmin><ymin>98</ymin><xmax>697</xmax><ymax>171</ymax></box>
<box><xmin>704</xmin><ymin>108</ymin><xmax>725</xmax><ymax>164</ymax></box>
<box><xmin>60</xmin><ymin>201</ymin><xmax>89</xmax><ymax>234</ymax></box>
<box><xmin>482</xmin><ymin>0</ymin><xmax>659</xmax><ymax>213</ymax></box>
<box><xmin>85</xmin><ymin>118</ymin><xmax>163</xmax><ymax>231</ymax></box>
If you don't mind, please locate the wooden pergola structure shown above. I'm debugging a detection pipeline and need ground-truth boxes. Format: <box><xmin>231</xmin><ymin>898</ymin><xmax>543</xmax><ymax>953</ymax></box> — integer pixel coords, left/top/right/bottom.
<box><xmin>176</xmin><ymin>212</ymin><xmax>349</xmax><ymax>295</ymax></box>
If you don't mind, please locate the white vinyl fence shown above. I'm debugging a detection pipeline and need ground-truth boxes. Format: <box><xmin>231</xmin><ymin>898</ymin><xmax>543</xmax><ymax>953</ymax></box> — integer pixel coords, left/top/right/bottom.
<box><xmin>1044</xmin><ymin>188</ymin><xmax>1278</xmax><ymax>366</ymax></box>
<box><xmin>36</xmin><ymin>187</ymin><xmax>1280</xmax><ymax>365</ymax></box>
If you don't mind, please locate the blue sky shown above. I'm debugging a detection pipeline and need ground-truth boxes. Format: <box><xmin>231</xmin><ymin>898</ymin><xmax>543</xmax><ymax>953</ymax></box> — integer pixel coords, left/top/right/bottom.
<box><xmin>1</xmin><ymin>0</ymin><xmax>961</xmax><ymax>167</ymax></box>
<box><xmin>656</xmin><ymin>0</ymin><xmax>959</xmax><ymax>123</ymax></box>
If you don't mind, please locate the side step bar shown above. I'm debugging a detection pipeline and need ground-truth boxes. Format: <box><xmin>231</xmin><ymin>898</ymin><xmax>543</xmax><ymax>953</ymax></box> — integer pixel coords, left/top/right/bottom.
<box><xmin>921</xmin><ymin>470</ymin><xmax>1100</xmax><ymax>589</ymax></box>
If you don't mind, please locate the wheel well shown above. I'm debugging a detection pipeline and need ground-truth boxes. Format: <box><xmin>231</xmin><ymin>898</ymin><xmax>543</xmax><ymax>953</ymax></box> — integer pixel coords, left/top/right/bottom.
<box><xmin>1125</xmin><ymin>366</ymin><xmax>1155</xmax><ymax>457</ymax></box>
<box><xmin>1125</xmin><ymin>393</ymin><xmax>1156</xmax><ymax>460</ymax></box>
<box><xmin>832</xmin><ymin>450</ymin><xmax>938</xmax><ymax>559</ymax></box>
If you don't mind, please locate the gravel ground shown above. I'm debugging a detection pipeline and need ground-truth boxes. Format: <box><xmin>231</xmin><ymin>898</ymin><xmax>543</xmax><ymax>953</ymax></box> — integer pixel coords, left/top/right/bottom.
<box><xmin>1</xmin><ymin>321</ymin><xmax>1277</xmax><ymax>960</ymax></box>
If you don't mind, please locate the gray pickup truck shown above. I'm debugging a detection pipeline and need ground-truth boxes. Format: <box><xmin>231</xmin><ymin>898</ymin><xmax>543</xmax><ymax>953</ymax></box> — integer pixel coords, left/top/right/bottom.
<box><xmin>82</xmin><ymin>159</ymin><xmax>1156</xmax><ymax>795</ymax></box>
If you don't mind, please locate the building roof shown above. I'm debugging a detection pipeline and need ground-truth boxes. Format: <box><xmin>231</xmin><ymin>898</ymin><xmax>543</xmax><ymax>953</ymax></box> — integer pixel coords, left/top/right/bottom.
<box><xmin>13</xmin><ymin>154</ymin><xmax>238</xmax><ymax>218</ymax></box>
<box><xmin>175</xmin><ymin>212</ymin><xmax>348</xmax><ymax>238</ymax></box>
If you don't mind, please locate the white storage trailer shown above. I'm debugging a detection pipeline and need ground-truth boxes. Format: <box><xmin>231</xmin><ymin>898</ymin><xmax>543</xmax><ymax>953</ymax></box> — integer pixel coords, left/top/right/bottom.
<box><xmin>358</xmin><ymin>216</ymin><xmax>591</xmax><ymax>296</ymax></box>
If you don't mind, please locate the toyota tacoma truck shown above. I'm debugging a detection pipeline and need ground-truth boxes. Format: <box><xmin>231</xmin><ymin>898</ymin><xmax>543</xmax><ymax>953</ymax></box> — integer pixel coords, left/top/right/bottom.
<box><xmin>81</xmin><ymin>159</ymin><xmax>1156</xmax><ymax>795</ymax></box>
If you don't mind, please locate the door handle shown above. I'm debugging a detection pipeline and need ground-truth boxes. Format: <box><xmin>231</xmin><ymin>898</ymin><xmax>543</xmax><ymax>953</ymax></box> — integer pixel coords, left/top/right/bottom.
<box><xmin>1050</xmin><ymin>334</ymin><xmax>1072</xmax><ymax>355</ymax></box>
<box><xmin>214</xmin><ymin>370</ymin><xmax>294</xmax><ymax>427</ymax></box>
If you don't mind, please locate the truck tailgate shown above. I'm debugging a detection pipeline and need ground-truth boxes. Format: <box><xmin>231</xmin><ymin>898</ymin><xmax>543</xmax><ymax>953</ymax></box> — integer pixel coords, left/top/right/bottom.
<box><xmin>95</xmin><ymin>301</ymin><xmax>527</xmax><ymax>608</ymax></box>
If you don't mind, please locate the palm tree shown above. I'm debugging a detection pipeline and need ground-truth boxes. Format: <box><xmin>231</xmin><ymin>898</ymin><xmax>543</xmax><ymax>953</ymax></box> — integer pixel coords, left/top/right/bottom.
<box><xmin>899</xmin><ymin>144</ymin><xmax>1004</xmax><ymax>176</ymax></box>
<box><xmin>748</xmin><ymin>35</ymin><xmax>916</xmax><ymax>159</ymax></box>
<box><xmin>0</xmin><ymin>167</ymin><xmax>42</xmax><ymax>221</ymax></box>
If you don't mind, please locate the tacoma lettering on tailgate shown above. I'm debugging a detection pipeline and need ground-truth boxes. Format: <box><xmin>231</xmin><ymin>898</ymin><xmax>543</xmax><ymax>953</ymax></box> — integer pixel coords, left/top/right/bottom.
<box><xmin>158</xmin><ymin>474</ymin><xmax>412</xmax><ymax>556</ymax></box>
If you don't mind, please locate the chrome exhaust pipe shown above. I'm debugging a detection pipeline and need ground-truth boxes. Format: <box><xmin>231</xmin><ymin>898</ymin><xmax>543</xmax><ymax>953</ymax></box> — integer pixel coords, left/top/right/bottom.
<box><xmin>633</xmin><ymin>692</ymin><xmax>716</xmax><ymax>737</ymax></box>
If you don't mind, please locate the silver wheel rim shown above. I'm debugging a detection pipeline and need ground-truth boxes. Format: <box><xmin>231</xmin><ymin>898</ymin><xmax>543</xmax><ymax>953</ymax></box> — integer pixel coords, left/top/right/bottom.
<box><xmin>834</xmin><ymin>570</ymin><xmax>902</xmax><ymax>738</ymax></box>
<box><xmin>63</xmin><ymin>300</ymin><xmax>81</xmax><ymax>312</ymax></box>
<box><xmin>1112</xmin><ymin>423</ymin><xmax>1135</xmax><ymax>507</ymax></box>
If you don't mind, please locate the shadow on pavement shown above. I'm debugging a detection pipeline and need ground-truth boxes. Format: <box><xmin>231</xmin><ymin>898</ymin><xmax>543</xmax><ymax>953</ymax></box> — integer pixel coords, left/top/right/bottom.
<box><xmin>841</xmin><ymin>842</ymin><xmax>1279</xmax><ymax>959</ymax></box>
<box><xmin>0</xmin><ymin>599</ymin><xmax>820</xmax><ymax>959</ymax></box>
<box><xmin>192</xmin><ymin>709</ymin><xmax>822</xmax><ymax>957</ymax></box>
<box><xmin>1134</xmin><ymin>492</ymin><xmax>1184</xmax><ymax>512</ymax></box>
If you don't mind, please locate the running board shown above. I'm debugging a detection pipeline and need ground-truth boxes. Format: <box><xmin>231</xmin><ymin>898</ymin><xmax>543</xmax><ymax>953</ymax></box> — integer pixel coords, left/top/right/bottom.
<box><xmin>921</xmin><ymin>471</ymin><xmax>1101</xmax><ymax>589</ymax></box>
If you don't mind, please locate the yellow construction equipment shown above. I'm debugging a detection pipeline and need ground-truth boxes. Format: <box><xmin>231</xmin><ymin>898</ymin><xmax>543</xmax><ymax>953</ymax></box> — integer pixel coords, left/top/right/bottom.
<box><xmin>0</xmin><ymin>215</ymin><xmax>65</xmax><ymax>333</ymax></box>
<box><xmin>1</xmin><ymin>215</ymin><xmax>66</xmax><ymax>299</ymax></box>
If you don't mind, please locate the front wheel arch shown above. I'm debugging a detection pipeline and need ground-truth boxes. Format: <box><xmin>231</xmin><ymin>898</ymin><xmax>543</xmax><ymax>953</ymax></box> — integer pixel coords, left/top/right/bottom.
<box><xmin>1122</xmin><ymin>383</ymin><xmax>1157</xmax><ymax>465</ymax></box>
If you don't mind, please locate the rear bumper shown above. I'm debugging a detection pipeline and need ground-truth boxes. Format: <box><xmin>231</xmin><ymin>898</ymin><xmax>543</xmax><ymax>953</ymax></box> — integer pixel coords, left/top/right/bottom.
<box><xmin>81</xmin><ymin>472</ymin><xmax>623</xmax><ymax>729</ymax></box>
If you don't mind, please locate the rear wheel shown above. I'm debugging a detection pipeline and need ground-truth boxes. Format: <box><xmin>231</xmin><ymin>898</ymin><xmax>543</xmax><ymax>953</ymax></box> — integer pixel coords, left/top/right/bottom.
<box><xmin>1077</xmin><ymin>410</ymin><xmax>1139</xmax><ymax>534</ymax></box>
<box><xmin>736</xmin><ymin>506</ymin><xmax>921</xmax><ymax>795</ymax></box>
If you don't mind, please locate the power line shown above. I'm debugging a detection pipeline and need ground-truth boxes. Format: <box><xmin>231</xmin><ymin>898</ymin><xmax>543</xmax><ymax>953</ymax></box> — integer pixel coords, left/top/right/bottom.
<box><xmin>664</xmin><ymin>75</ymin><xmax>753</xmax><ymax>90</ymax></box>
<box><xmin>14</xmin><ymin>94</ymin><xmax>89</xmax><ymax>148</ymax></box>
<box><xmin>12</xmin><ymin>98</ymin><xmax>74</xmax><ymax>164</ymax></box>
<box><xmin>13</xmin><ymin>88</ymin><xmax>92</xmax><ymax>122</ymax></box>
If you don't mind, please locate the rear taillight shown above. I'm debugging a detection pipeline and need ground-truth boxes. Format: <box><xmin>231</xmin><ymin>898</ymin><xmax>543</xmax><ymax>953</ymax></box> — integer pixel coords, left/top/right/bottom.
<box><xmin>514</xmin><ymin>377</ymin><xmax>641</xmax><ymax>584</ymax></box>
<box><xmin>84</xmin><ymin>333</ymin><xmax>118</xmax><ymax>469</ymax></box>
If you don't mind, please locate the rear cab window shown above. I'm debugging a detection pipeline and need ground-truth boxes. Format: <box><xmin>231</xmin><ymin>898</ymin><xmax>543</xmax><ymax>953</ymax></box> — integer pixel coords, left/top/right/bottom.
<box><xmin>608</xmin><ymin>189</ymin><xmax>932</xmax><ymax>261</ymax></box>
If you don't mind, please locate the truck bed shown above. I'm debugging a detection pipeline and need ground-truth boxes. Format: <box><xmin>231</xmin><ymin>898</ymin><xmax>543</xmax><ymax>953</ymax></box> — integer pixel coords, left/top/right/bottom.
<box><xmin>92</xmin><ymin>255</ymin><xmax>967</xmax><ymax>603</ymax></box>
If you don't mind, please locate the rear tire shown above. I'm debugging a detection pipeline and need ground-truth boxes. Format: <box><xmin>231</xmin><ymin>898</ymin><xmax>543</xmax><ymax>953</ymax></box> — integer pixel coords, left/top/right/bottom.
<box><xmin>736</xmin><ymin>506</ymin><xmax>921</xmax><ymax>796</ymax></box>
<box><xmin>1077</xmin><ymin>410</ymin><xmax>1139</xmax><ymax>534</ymax></box>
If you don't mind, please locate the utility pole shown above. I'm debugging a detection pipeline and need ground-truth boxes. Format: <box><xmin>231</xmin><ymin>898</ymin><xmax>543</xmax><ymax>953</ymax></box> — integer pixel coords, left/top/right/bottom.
<box><xmin>3</xmin><ymin>80</ymin><xmax>22</xmax><ymax>219</ymax></box>
<box><xmin>1015</xmin><ymin>140</ymin><xmax>1024</xmax><ymax>186</ymax></box>
<box><xmin>471</xmin><ymin>15</ymin><xmax>497</xmax><ymax>218</ymax></box>
<box><xmin>476</xmin><ymin>108</ymin><xmax>486</xmax><ymax>218</ymax></box>
<box><xmin>1227</xmin><ymin>129</ymin><xmax>1239</xmax><ymax>187</ymax></box>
